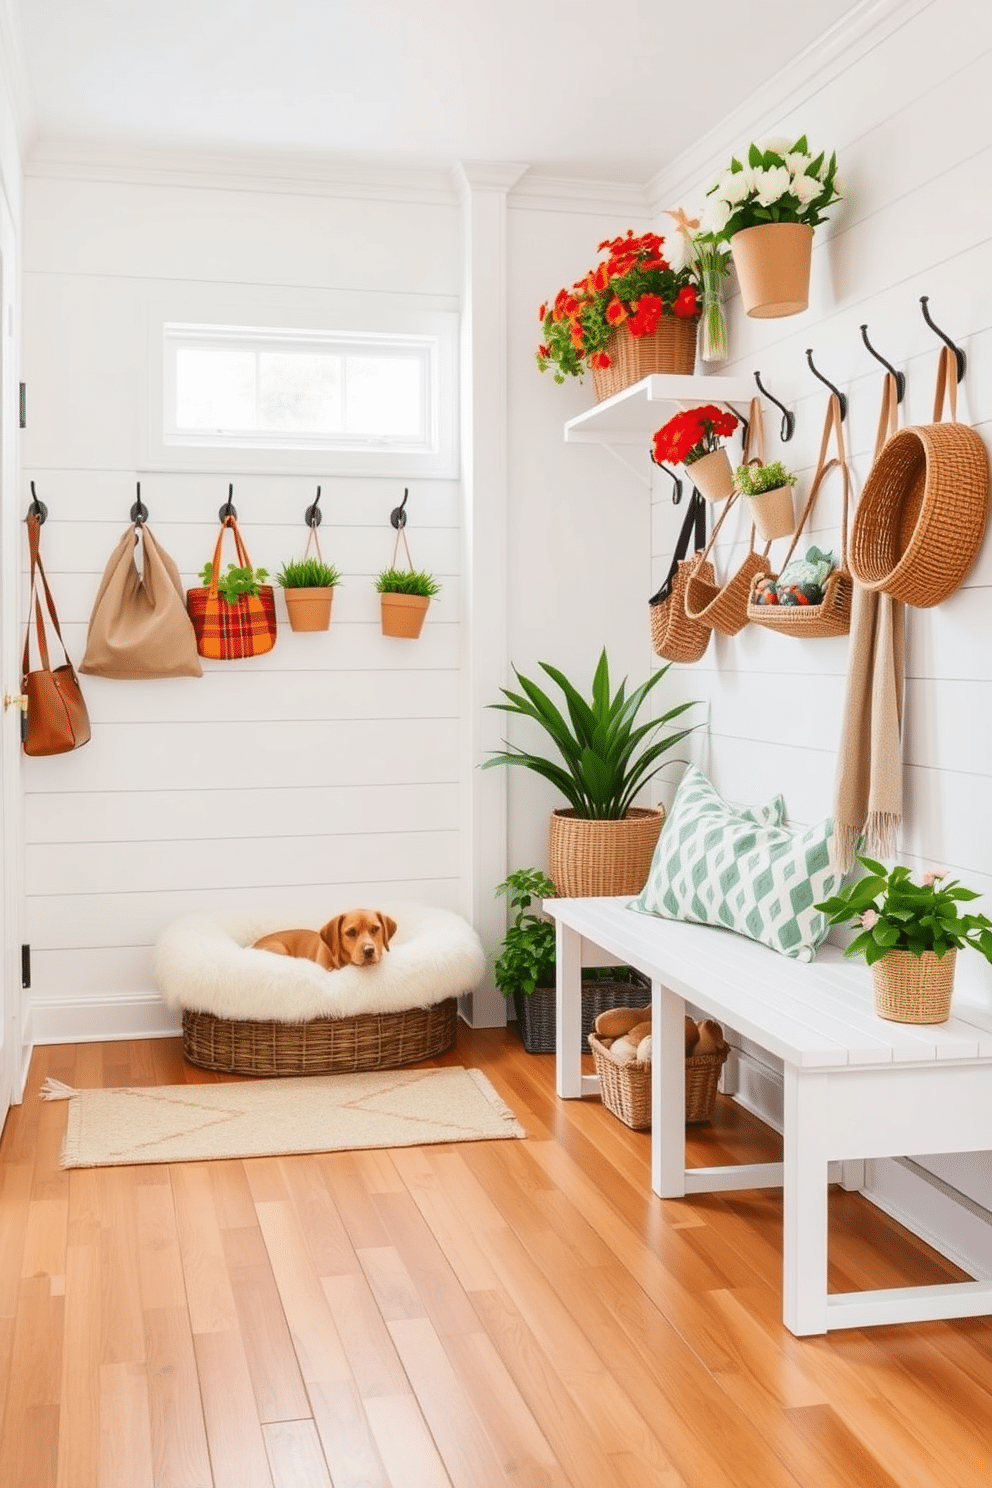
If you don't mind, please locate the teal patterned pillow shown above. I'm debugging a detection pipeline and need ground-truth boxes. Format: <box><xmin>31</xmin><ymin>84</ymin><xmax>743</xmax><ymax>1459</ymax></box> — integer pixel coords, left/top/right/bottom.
<box><xmin>632</xmin><ymin>766</ymin><xmax>839</xmax><ymax>962</ymax></box>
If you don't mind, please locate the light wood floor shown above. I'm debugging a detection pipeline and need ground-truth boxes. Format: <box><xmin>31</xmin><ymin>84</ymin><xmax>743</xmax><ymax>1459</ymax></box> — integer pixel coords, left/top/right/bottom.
<box><xmin>1</xmin><ymin>1028</ymin><xmax>991</xmax><ymax>1488</ymax></box>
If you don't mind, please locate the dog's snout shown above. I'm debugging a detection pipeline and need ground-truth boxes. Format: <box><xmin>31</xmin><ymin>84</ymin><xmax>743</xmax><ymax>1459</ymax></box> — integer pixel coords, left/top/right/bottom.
<box><xmin>361</xmin><ymin>941</ymin><xmax>377</xmax><ymax>960</ymax></box>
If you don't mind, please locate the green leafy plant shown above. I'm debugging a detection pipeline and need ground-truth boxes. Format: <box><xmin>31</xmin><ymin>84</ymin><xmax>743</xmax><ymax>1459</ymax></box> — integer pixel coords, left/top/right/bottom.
<box><xmin>200</xmin><ymin>560</ymin><xmax>269</xmax><ymax>605</ymax></box>
<box><xmin>375</xmin><ymin>567</ymin><xmax>441</xmax><ymax>597</ymax></box>
<box><xmin>734</xmin><ymin>459</ymin><xmax>797</xmax><ymax>496</ymax></box>
<box><xmin>482</xmin><ymin>649</ymin><xmax>699</xmax><ymax>820</ymax></box>
<box><xmin>815</xmin><ymin>855</ymin><xmax>992</xmax><ymax>967</ymax></box>
<box><xmin>493</xmin><ymin>868</ymin><xmax>558</xmax><ymax>998</ymax></box>
<box><xmin>276</xmin><ymin>557</ymin><xmax>341</xmax><ymax>589</ymax></box>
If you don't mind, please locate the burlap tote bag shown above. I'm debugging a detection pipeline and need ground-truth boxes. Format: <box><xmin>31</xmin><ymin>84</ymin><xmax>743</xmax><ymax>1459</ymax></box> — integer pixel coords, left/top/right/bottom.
<box><xmin>81</xmin><ymin>522</ymin><xmax>203</xmax><ymax>679</ymax></box>
<box><xmin>649</xmin><ymin>491</ymin><xmax>712</xmax><ymax>663</ymax></box>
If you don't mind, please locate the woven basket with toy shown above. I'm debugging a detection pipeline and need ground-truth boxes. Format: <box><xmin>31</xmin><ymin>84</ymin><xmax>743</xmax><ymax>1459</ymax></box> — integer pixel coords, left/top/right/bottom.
<box><xmin>587</xmin><ymin>1006</ymin><xmax>729</xmax><ymax>1130</ymax></box>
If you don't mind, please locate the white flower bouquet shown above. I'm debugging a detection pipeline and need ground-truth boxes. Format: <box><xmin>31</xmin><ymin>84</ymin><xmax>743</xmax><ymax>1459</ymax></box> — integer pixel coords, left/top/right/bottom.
<box><xmin>702</xmin><ymin>135</ymin><xmax>841</xmax><ymax>243</ymax></box>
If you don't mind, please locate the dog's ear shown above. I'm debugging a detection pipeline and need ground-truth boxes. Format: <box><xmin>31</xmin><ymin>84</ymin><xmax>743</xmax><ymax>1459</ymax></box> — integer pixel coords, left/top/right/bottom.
<box><xmin>379</xmin><ymin>913</ymin><xmax>397</xmax><ymax>950</ymax></box>
<box><xmin>320</xmin><ymin>915</ymin><xmax>346</xmax><ymax>967</ymax></box>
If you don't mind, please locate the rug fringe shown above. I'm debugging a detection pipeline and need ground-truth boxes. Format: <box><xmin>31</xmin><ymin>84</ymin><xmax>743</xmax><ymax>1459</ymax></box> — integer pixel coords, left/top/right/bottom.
<box><xmin>40</xmin><ymin>1077</ymin><xmax>78</xmax><ymax>1101</ymax></box>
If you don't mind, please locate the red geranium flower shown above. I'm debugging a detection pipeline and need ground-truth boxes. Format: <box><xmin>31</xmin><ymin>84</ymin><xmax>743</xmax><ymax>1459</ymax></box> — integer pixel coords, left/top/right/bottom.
<box><xmin>627</xmin><ymin>293</ymin><xmax>663</xmax><ymax>338</ymax></box>
<box><xmin>605</xmin><ymin>297</ymin><xmax>627</xmax><ymax>327</ymax></box>
<box><xmin>673</xmin><ymin>285</ymin><xmax>699</xmax><ymax>318</ymax></box>
<box><xmin>590</xmin><ymin>352</ymin><xmax>611</xmax><ymax>369</ymax></box>
<box><xmin>570</xmin><ymin>322</ymin><xmax>585</xmax><ymax>350</ymax></box>
<box><xmin>651</xmin><ymin>405</ymin><xmax>739</xmax><ymax>466</ymax></box>
<box><xmin>539</xmin><ymin>302</ymin><xmax>548</xmax><ymax>321</ymax></box>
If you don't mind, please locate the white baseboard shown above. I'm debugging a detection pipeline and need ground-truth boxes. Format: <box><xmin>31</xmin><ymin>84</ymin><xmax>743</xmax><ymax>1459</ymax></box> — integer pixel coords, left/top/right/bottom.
<box><xmin>30</xmin><ymin>994</ymin><xmax>181</xmax><ymax>1045</ymax></box>
<box><xmin>863</xmin><ymin>1157</ymin><xmax>992</xmax><ymax>1282</ymax></box>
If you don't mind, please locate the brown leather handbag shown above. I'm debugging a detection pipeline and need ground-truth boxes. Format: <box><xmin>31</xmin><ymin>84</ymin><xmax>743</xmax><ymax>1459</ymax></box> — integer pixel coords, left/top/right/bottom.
<box><xmin>22</xmin><ymin>511</ymin><xmax>92</xmax><ymax>756</ymax></box>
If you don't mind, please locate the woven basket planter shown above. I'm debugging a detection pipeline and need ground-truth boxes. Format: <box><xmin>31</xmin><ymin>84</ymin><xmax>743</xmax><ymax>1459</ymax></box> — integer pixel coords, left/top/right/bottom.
<box><xmin>871</xmin><ymin>949</ymin><xmax>956</xmax><ymax>1025</ymax></box>
<box><xmin>848</xmin><ymin>423</ymin><xmax>990</xmax><ymax>608</ymax></box>
<box><xmin>591</xmin><ymin>316</ymin><xmax>698</xmax><ymax>402</ymax></box>
<box><xmin>182</xmin><ymin>999</ymin><xmax>458</xmax><ymax>1076</ymax></box>
<box><xmin>747</xmin><ymin>484</ymin><xmax>796</xmax><ymax>541</ymax></box>
<box><xmin>549</xmin><ymin>807</ymin><xmax>664</xmax><ymax>898</ymax></box>
<box><xmin>729</xmin><ymin>222</ymin><xmax>814</xmax><ymax>319</ymax></box>
<box><xmin>512</xmin><ymin>968</ymin><xmax>650</xmax><ymax>1055</ymax></box>
<box><xmin>687</xmin><ymin>447</ymin><xmax>735</xmax><ymax>502</ymax></box>
<box><xmin>587</xmin><ymin>1034</ymin><xmax>729</xmax><ymax>1129</ymax></box>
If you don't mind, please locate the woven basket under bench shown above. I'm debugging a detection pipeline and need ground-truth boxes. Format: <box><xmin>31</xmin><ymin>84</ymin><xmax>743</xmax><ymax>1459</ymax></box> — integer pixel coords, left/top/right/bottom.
<box><xmin>512</xmin><ymin>968</ymin><xmax>650</xmax><ymax>1055</ymax></box>
<box><xmin>587</xmin><ymin>1032</ymin><xmax>729</xmax><ymax>1130</ymax></box>
<box><xmin>182</xmin><ymin>999</ymin><xmax>459</xmax><ymax>1076</ymax></box>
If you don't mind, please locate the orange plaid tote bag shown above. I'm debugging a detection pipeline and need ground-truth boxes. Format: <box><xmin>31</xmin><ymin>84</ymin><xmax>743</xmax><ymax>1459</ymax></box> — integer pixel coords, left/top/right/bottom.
<box><xmin>186</xmin><ymin>516</ymin><xmax>277</xmax><ymax>660</ymax></box>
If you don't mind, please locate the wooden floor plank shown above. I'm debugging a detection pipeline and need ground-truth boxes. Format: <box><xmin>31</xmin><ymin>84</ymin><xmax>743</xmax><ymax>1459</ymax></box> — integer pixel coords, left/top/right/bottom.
<box><xmin>307</xmin><ymin>1378</ymin><xmax>392</xmax><ymax>1488</ymax></box>
<box><xmin>253</xmin><ymin>1198</ymin><xmax>353</xmax><ymax>1386</ymax></box>
<box><xmin>98</xmin><ymin>1360</ymin><xmax>156</xmax><ymax>1488</ymax></box>
<box><xmin>193</xmin><ymin>1328</ymin><xmax>274</xmax><ymax>1488</ymax></box>
<box><xmin>363</xmin><ymin>1391</ymin><xmax>456</xmax><ymax>1488</ymax></box>
<box><xmin>142</xmin><ymin>1305</ymin><xmax>214</xmax><ymax>1488</ymax></box>
<box><xmin>262</xmin><ymin>1419</ymin><xmax>334</xmax><ymax>1488</ymax></box>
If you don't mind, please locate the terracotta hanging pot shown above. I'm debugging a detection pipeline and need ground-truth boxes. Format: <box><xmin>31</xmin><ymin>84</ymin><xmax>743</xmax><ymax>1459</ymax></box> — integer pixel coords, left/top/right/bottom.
<box><xmin>729</xmin><ymin>222</ymin><xmax>814</xmax><ymax>319</ymax></box>
<box><xmin>284</xmin><ymin>587</ymin><xmax>334</xmax><ymax>632</ymax></box>
<box><xmin>380</xmin><ymin>592</ymin><xmax>430</xmax><ymax>639</ymax></box>
<box><xmin>746</xmin><ymin>484</ymin><xmax>796</xmax><ymax>541</ymax></box>
<box><xmin>688</xmin><ymin>447</ymin><xmax>735</xmax><ymax>502</ymax></box>
<box><xmin>871</xmin><ymin>949</ymin><xmax>956</xmax><ymax>1025</ymax></box>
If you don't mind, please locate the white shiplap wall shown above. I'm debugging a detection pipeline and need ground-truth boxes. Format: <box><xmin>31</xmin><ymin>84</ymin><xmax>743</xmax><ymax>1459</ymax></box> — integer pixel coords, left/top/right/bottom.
<box><xmin>20</xmin><ymin>171</ymin><xmax>467</xmax><ymax>1040</ymax></box>
<box><xmin>647</xmin><ymin>0</ymin><xmax>992</xmax><ymax>1269</ymax></box>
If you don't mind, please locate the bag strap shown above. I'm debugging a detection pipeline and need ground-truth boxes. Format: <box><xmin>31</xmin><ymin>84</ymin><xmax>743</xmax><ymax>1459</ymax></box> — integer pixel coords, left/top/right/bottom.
<box><xmin>774</xmin><ymin>393</ymin><xmax>850</xmax><ymax>571</ymax></box>
<box><xmin>873</xmin><ymin>371</ymin><xmax>900</xmax><ymax>460</ymax></box>
<box><xmin>742</xmin><ymin>397</ymin><xmax>765</xmax><ymax>466</ymax></box>
<box><xmin>648</xmin><ymin>490</ymin><xmax>706</xmax><ymax>605</ymax></box>
<box><xmin>932</xmin><ymin>343</ymin><xmax>959</xmax><ymax>424</ymax></box>
<box><xmin>22</xmin><ymin>512</ymin><xmax>72</xmax><ymax>678</ymax></box>
<box><xmin>207</xmin><ymin>516</ymin><xmax>255</xmax><ymax>597</ymax></box>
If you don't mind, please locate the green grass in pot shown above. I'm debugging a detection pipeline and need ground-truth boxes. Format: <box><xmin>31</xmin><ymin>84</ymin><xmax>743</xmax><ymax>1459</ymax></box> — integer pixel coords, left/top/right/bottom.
<box><xmin>375</xmin><ymin>567</ymin><xmax>441</xmax><ymax>597</ymax></box>
<box><xmin>733</xmin><ymin>459</ymin><xmax>797</xmax><ymax>496</ymax></box>
<box><xmin>482</xmin><ymin>648</ymin><xmax>699</xmax><ymax>820</ymax></box>
<box><xmin>276</xmin><ymin>557</ymin><xmax>341</xmax><ymax>589</ymax></box>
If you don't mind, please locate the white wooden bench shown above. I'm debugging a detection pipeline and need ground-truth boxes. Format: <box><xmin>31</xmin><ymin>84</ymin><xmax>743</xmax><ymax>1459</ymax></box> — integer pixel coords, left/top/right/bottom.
<box><xmin>546</xmin><ymin>895</ymin><xmax>992</xmax><ymax>1337</ymax></box>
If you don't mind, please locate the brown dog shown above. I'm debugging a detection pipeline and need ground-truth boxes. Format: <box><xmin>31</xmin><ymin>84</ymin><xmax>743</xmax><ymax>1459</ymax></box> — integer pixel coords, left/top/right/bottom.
<box><xmin>252</xmin><ymin>909</ymin><xmax>397</xmax><ymax>970</ymax></box>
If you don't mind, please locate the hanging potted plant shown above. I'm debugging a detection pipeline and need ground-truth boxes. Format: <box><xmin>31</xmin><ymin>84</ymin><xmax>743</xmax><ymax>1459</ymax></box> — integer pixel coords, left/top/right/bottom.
<box><xmin>651</xmin><ymin>404</ymin><xmax>740</xmax><ymax>502</ymax></box>
<box><xmin>815</xmin><ymin>856</ymin><xmax>992</xmax><ymax>1024</ymax></box>
<box><xmin>535</xmin><ymin>227</ymin><xmax>705</xmax><ymax>401</ymax></box>
<box><xmin>482</xmin><ymin>650</ymin><xmax>699</xmax><ymax>897</ymax></box>
<box><xmin>733</xmin><ymin>457</ymin><xmax>798</xmax><ymax>541</ymax></box>
<box><xmin>702</xmin><ymin>134</ymin><xmax>841</xmax><ymax>318</ymax></box>
<box><xmin>276</xmin><ymin>555</ymin><xmax>341</xmax><ymax>632</ymax></box>
<box><xmin>375</xmin><ymin>567</ymin><xmax>441</xmax><ymax>639</ymax></box>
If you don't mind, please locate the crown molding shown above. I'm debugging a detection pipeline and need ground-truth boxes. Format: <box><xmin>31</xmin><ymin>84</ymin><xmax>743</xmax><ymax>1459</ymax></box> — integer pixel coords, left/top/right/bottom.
<box><xmin>645</xmin><ymin>0</ymin><xmax>932</xmax><ymax>214</ymax></box>
<box><xmin>452</xmin><ymin>160</ymin><xmax>529</xmax><ymax>197</ymax></box>
<box><xmin>24</xmin><ymin>139</ymin><xmax>461</xmax><ymax>207</ymax></box>
<box><xmin>508</xmin><ymin>171</ymin><xmax>649</xmax><ymax>217</ymax></box>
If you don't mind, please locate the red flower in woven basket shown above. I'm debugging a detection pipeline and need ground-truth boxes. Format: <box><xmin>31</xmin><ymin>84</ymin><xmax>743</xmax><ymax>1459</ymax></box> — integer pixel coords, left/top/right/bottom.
<box><xmin>651</xmin><ymin>404</ymin><xmax>740</xmax><ymax>466</ymax></box>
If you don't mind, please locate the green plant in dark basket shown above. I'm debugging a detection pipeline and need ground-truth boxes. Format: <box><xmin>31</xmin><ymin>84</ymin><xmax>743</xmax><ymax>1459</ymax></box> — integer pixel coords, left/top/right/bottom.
<box><xmin>200</xmin><ymin>560</ymin><xmax>269</xmax><ymax>605</ymax></box>
<box><xmin>374</xmin><ymin>567</ymin><xmax>441</xmax><ymax>598</ymax></box>
<box><xmin>493</xmin><ymin>869</ymin><xmax>558</xmax><ymax>997</ymax></box>
<box><xmin>276</xmin><ymin>556</ymin><xmax>341</xmax><ymax>589</ymax></box>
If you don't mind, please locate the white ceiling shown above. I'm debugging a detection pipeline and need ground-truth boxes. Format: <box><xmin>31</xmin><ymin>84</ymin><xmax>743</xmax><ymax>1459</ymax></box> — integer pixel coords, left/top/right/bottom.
<box><xmin>10</xmin><ymin>0</ymin><xmax>862</xmax><ymax>183</ymax></box>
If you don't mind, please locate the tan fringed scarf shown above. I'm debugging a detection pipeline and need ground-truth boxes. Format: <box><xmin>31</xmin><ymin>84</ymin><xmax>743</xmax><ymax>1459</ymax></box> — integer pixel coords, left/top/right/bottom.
<box><xmin>833</xmin><ymin>372</ymin><xmax>906</xmax><ymax>872</ymax></box>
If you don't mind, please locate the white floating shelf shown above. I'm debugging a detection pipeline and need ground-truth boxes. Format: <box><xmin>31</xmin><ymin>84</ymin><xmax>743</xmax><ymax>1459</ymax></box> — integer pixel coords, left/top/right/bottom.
<box><xmin>563</xmin><ymin>374</ymin><xmax>757</xmax><ymax>446</ymax></box>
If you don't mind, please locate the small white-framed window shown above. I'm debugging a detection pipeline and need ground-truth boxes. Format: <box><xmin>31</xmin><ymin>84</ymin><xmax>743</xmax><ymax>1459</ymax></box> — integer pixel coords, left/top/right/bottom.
<box><xmin>144</xmin><ymin>302</ymin><xmax>459</xmax><ymax>478</ymax></box>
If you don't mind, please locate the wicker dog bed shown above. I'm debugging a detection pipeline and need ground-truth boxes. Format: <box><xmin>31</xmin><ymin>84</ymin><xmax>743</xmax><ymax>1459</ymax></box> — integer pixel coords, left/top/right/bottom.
<box><xmin>154</xmin><ymin>901</ymin><xmax>484</xmax><ymax>1077</ymax></box>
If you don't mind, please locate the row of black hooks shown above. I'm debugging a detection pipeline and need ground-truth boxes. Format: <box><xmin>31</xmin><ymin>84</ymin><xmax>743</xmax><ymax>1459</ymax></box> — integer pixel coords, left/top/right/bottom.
<box><xmin>806</xmin><ymin>295</ymin><xmax>965</xmax><ymax>422</ymax></box>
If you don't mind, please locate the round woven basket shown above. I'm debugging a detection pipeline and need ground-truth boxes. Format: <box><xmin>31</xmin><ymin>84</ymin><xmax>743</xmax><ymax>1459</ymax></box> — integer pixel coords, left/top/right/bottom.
<box><xmin>549</xmin><ymin>807</ymin><xmax>664</xmax><ymax>897</ymax></box>
<box><xmin>848</xmin><ymin>423</ymin><xmax>990</xmax><ymax>608</ymax></box>
<box><xmin>870</xmin><ymin>949</ymin><xmax>956</xmax><ymax>1025</ymax></box>
<box><xmin>182</xmin><ymin>999</ymin><xmax>459</xmax><ymax>1076</ymax></box>
<box><xmin>591</xmin><ymin>316</ymin><xmax>698</xmax><ymax>402</ymax></box>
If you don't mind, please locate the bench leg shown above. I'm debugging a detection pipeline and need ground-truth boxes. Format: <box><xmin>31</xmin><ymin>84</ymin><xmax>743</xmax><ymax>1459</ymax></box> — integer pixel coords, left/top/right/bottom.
<box><xmin>555</xmin><ymin>921</ymin><xmax>584</xmax><ymax>1099</ymax></box>
<box><xmin>652</xmin><ymin>981</ymin><xmax>687</xmax><ymax>1199</ymax></box>
<box><xmin>783</xmin><ymin>1066</ymin><xmax>830</xmax><ymax>1335</ymax></box>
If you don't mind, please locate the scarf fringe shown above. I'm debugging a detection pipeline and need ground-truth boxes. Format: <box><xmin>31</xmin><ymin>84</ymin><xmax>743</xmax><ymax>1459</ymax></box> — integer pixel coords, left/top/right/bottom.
<box><xmin>861</xmin><ymin>811</ymin><xmax>901</xmax><ymax>863</ymax></box>
<box><xmin>832</xmin><ymin>821</ymin><xmax>862</xmax><ymax>876</ymax></box>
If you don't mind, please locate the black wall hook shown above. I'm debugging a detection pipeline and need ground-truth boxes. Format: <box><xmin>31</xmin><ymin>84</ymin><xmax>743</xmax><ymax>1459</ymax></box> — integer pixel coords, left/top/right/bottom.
<box><xmin>805</xmin><ymin>349</ymin><xmax>848</xmax><ymax>421</ymax></box>
<box><xmin>130</xmin><ymin>480</ymin><xmax>149</xmax><ymax>525</ymax></box>
<box><xmin>218</xmin><ymin>483</ymin><xmax>237</xmax><ymax>522</ymax></box>
<box><xmin>859</xmin><ymin>325</ymin><xmax>905</xmax><ymax>402</ymax></box>
<box><xmin>920</xmin><ymin>296</ymin><xmax>966</xmax><ymax>382</ymax></box>
<box><xmin>650</xmin><ymin>455</ymin><xmax>683</xmax><ymax>505</ymax></box>
<box><xmin>753</xmin><ymin>371</ymin><xmax>796</xmax><ymax>441</ymax></box>
<box><xmin>304</xmin><ymin>485</ymin><xmax>323</xmax><ymax>529</ymax></box>
<box><xmin>390</xmin><ymin>487</ymin><xmax>410</xmax><ymax>530</ymax></box>
<box><xmin>27</xmin><ymin>480</ymin><xmax>48</xmax><ymax>525</ymax></box>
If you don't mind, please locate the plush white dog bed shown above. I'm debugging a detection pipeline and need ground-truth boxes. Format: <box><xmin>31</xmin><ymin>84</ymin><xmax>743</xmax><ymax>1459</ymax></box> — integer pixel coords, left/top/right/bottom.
<box><xmin>154</xmin><ymin>901</ymin><xmax>486</xmax><ymax>1075</ymax></box>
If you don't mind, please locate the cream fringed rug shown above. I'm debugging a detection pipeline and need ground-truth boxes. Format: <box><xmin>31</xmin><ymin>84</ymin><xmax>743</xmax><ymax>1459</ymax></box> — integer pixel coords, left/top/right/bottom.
<box><xmin>41</xmin><ymin>1067</ymin><xmax>525</xmax><ymax>1169</ymax></box>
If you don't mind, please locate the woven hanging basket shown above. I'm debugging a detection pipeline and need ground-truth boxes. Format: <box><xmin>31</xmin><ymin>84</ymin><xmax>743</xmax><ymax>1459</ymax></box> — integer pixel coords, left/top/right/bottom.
<box><xmin>548</xmin><ymin>807</ymin><xmax>664</xmax><ymax>897</ymax></box>
<box><xmin>591</xmin><ymin>316</ymin><xmax>698</xmax><ymax>402</ymax></box>
<box><xmin>650</xmin><ymin>556</ymin><xmax>714</xmax><ymax>662</ymax></box>
<box><xmin>729</xmin><ymin>222</ymin><xmax>814</xmax><ymax>319</ymax></box>
<box><xmin>682</xmin><ymin>490</ymin><xmax>770</xmax><ymax>637</ymax></box>
<box><xmin>688</xmin><ymin>447</ymin><xmax>735</xmax><ymax>502</ymax></box>
<box><xmin>871</xmin><ymin>949</ymin><xmax>956</xmax><ymax>1025</ymax></box>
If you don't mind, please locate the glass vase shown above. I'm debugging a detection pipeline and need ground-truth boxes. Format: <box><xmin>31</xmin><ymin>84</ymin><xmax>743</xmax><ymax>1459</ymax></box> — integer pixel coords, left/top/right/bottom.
<box><xmin>699</xmin><ymin>265</ymin><xmax>728</xmax><ymax>364</ymax></box>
